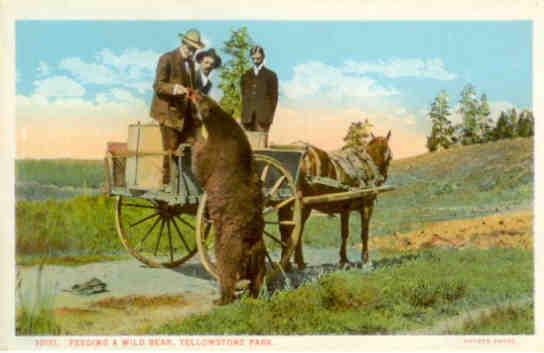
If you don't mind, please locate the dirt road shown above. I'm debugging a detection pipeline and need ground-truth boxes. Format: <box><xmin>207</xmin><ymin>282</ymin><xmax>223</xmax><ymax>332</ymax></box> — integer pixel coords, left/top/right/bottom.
<box><xmin>16</xmin><ymin>247</ymin><xmax>362</xmax><ymax>334</ymax></box>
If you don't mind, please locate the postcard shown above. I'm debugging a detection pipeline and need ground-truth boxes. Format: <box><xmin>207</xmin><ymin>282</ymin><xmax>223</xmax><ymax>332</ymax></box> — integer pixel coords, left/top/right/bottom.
<box><xmin>1</xmin><ymin>0</ymin><xmax>542</xmax><ymax>351</ymax></box>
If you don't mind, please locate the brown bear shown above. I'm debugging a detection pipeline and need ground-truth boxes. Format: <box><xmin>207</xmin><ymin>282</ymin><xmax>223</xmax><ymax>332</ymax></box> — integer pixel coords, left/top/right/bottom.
<box><xmin>188</xmin><ymin>90</ymin><xmax>266</xmax><ymax>305</ymax></box>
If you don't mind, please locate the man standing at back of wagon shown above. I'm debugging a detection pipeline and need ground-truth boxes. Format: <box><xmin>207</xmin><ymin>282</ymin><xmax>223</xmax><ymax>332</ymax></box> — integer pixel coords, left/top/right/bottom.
<box><xmin>241</xmin><ymin>45</ymin><xmax>279</xmax><ymax>147</ymax></box>
<box><xmin>150</xmin><ymin>28</ymin><xmax>205</xmax><ymax>188</ymax></box>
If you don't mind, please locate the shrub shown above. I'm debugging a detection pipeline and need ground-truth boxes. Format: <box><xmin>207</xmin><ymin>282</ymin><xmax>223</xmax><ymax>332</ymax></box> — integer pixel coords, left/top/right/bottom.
<box><xmin>320</xmin><ymin>275</ymin><xmax>381</xmax><ymax>311</ymax></box>
<box><xmin>404</xmin><ymin>278</ymin><xmax>467</xmax><ymax>307</ymax></box>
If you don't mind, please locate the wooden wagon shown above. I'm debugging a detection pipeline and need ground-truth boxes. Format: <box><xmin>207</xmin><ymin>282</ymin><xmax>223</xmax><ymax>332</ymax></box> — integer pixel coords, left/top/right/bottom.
<box><xmin>104</xmin><ymin>123</ymin><xmax>394</xmax><ymax>279</ymax></box>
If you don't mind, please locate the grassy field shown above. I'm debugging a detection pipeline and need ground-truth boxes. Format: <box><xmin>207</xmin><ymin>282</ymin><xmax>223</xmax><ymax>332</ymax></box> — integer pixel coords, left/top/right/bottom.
<box><xmin>153</xmin><ymin>247</ymin><xmax>532</xmax><ymax>334</ymax></box>
<box><xmin>16</xmin><ymin>159</ymin><xmax>103</xmax><ymax>188</ymax></box>
<box><xmin>16</xmin><ymin>159</ymin><xmax>103</xmax><ymax>201</ymax></box>
<box><xmin>15</xmin><ymin>195</ymin><xmax>198</xmax><ymax>264</ymax></box>
<box><xmin>15</xmin><ymin>137</ymin><xmax>533</xmax><ymax>262</ymax></box>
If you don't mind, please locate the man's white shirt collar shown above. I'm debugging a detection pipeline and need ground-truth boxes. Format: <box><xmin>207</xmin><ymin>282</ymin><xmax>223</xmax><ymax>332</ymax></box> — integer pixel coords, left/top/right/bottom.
<box><xmin>253</xmin><ymin>61</ymin><xmax>265</xmax><ymax>76</ymax></box>
<box><xmin>200</xmin><ymin>70</ymin><xmax>210</xmax><ymax>87</ymax></box>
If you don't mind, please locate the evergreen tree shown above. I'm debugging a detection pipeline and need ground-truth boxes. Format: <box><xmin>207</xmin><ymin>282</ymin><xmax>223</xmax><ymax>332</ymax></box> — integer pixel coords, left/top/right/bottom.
<box><xmin>517</xmin><ymin>110</ymin><xmax>534</xmax><ymax>137</ymax></box>
<box><xmin>342</xmin><ymin>119</ymin><xmax>373</xmax><ymax>150</ymax></box>
<box><xmin>426</xmin><ymin>90</ymin><xmax>454</xmax><ymax>151</ymax></box>
<box><xmin>457</xmin><ymin>84</ymin><xmax>481</xmax><ymax>145</ymax></box>
<box><xmin>492</xmin><ymin>111</ymin><xmax>510</xmax><ymax>140</ymax></box>
<box><xmin>506</xmin><ymin>108</ymin><xmax>519</xmax><ymax>138</ymax></box>
<box><xmin>218</xmin><ymin>27</ymin><xmax>254</xmax><ymax>119</ymax></box>
<box><xmin>478</xmin><ymin>93</ymin><xmax>493</xmax><ymax>142</ymax></box>
<box><xmin>492</xmin><ymin>108</ymin><xmax>524</xmax><ymax>140</ymax></box>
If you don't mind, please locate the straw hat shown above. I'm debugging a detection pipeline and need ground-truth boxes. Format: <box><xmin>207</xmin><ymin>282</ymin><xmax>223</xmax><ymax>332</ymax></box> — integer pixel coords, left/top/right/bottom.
<box><xmin>178</xmin><ymin>28</ymin><xmax>205</xmax><ymax>49</ymax></box>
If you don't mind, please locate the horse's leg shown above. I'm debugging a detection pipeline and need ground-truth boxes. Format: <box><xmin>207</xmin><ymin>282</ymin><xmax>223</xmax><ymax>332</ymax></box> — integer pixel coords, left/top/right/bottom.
<box><xmin>278</xmin><ymin>206</ymin><xmax>310</xmax><ymax>271</ymax></box>
<box><xmin>339</xmin><ymin>210</ymin><xmax>351</xmax><ymax>265</ymax></box>
<box><xmin>360</xmin><ymin>199</ymin><xmax>375</xmax><ymax>264</ymax></box>
<box><xmin>294</xmin><ymin>207</ymin><xmax>311</xmax><ymax>270</ymax></box>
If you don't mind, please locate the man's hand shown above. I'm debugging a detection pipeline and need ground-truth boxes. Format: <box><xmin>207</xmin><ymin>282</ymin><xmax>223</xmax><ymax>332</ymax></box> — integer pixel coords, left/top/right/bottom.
<box><xmin>173</xmin><ymin>84</ymin><xmax>188</xmax><ymax>95</ymax></box>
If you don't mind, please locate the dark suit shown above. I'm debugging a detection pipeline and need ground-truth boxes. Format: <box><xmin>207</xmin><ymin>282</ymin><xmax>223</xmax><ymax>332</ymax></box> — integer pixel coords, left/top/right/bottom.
<box><xmin>150</xmin><ymin>48</ymin><xmax>197</xmax><ymax>185</ymax></box>
<box><xmin>241</xmin><ymin>66</ymin><xmax>278</xmax><ymax>131</ymax></box>
<box><xmin>195</xmin><ymin>70</ymin><xmax>212</xmax><ymax>95</ymax></box>
<box><xmin>150</xmin><ymin>48</ymin><xmax>196</xmax><ymax>129</ymax></box>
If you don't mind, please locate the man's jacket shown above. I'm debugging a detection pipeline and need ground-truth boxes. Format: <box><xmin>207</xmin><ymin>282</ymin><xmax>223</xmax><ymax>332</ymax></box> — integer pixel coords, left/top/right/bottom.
<box><xmin>241</xmin><ymin>66</ymin><xmax>278</xmax><ymax>126</ymax></box>
<box><xmin>150</xmin><ymin>49</ymin><xmax>196</xmax><ymax>131</ymax></box>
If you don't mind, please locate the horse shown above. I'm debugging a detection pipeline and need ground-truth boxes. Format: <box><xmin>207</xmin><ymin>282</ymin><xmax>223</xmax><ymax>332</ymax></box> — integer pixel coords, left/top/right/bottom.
<box><xmin>278</xmin><ymin>131</ymin><xmax>393</xmax><ymax>269</ymax></box>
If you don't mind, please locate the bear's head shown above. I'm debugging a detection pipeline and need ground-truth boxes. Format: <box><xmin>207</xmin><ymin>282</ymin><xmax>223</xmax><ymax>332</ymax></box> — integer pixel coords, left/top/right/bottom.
<box><xmin>188</xmin><ymin>89</ymin><xmax>228</xmax><ymax>127</ymax></box>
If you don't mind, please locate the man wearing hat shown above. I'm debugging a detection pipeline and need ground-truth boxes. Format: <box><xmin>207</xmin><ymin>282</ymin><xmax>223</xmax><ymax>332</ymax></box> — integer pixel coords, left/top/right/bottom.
<box><xmin>150</xmin><ymin>28</ymin><xmax>205</xmax><ymax>187</ymax></box>
<box><xmin>195</xmin><ymin>48</ymin><xmax>222</xmax><ymax>95</ymax></box>
<box><xmin>240</xmin><ymin>45</ymin><xmax>279</xmax><ymax>145</ymax></box>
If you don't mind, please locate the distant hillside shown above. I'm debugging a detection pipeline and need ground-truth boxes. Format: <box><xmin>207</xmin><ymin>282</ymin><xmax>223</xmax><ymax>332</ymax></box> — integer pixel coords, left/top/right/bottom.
<box><xmin>15</xmin><ymin>137</ymin><xmax>533</xmax><ymax>211</ymax></box>
<box><xmin>16</xmin><ymin>159</ymin><xmax>103</xmax><ymax>200</ymax></box>
<box><xmin>16</xmin><ymin>159</ymin><xmax>103</xmax><ymax>188</ymax></box>
<box><xmin>369</xmin><ymin>137</ymin><xmax>533</xmax><ymax>236</ymax></box>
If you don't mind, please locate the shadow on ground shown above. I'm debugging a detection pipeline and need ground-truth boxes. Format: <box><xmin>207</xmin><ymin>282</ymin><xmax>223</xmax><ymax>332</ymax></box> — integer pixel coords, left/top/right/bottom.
<box><xmin>267</xmin><ymin>252</ymin><xmax>423</xmax><ymax>293</ymax></box>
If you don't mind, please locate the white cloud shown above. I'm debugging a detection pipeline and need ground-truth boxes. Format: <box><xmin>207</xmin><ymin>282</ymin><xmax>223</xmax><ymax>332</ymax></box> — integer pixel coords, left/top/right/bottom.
<box><xmin>59</xmin><ymin>57</ymin><xmax>117</xmax><ymax>85</ymax></box>
<box><xmin>489</xmin><ymin>101</ymin><xmax>517</xmax><ymax>120</ymax></box>
<box><xmin>98</xmin><ymin>48</ymin><xmax>158</xmax><ymax>75</ymax></box>
<box><xmin>449</xmin><ymin>100</ymin><xmax>519</xmax><ymax>125</ymax></box>
<box><xmin>36</xmin><ymin>61</ymin><xmax>50</xmax><ymax>77</ymax></box>
<box><xmin>33</xmin><ymin>76</ymin><xmax>86</xmax><ymax>97</ymax></box>
<box><xmin>343</xmin><ymin>58</ymin><xmax>457</xmax><ymax>81</ymax></box>
<box><xmin>282</xmin><ymin>61</ymin><xmax>398</xmax><ymax>108</ymax></box>
<box><xmin>58</xmin><ymin>48</ymin><xmax>160</xmax><ymax>93</ymax></box>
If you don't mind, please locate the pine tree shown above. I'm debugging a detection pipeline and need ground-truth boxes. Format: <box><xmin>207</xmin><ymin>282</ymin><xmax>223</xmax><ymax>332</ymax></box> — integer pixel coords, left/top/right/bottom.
<box><xmin>342</xmin><ymin>119</ymin><xmax>373</xmax><ymax>150</ymax></box>
<box><xmin>492</xmin><ymin>108</ymin><xmax>522</xmax><ymax>140</ymax></box>
<box><xmin>218</xmin><ymin>27</ymin><xmax>254</xmax><ymax>119</ymax></box>
<box><xmin>478</xmin><ymin>93</ymin><xmax>493</xmax><ymax>142</ymax></box>
<box><xmin>492</xmin><ymin>111</ymin><xmax>510</xmax><ymax>140</ymax></box>
<box><xmin>506</xmin><ymin>108</ymin><xmax>519</xmax><ymax>138</ymax></box>
<box><xmin>458</xmin><ymin>84</ymin><xmax>481</xmax><ymax>145</ymax></box>
<box><xmin>426</xmin><ymin>90</ymin><xmax>454</xmax><ymax>152</ymax></box>
<box><xmin>517</xmin><ymin>110</ymin><xmax>534</xmax><ymax>137</ymax></box>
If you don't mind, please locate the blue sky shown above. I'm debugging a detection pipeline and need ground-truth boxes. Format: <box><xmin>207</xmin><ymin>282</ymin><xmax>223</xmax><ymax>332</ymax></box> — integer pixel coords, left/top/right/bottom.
<box><xmin>15</xmin><ymin>20</ymin><xmax>532</xmax><ymax>158</ymax></box>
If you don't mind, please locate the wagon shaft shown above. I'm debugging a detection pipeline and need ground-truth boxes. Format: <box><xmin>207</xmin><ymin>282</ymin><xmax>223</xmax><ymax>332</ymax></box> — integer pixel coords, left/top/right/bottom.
<box><xmin>302</xmin><ymin>184</ymin><xmax>395</xmax><ymax>205</ymax></box>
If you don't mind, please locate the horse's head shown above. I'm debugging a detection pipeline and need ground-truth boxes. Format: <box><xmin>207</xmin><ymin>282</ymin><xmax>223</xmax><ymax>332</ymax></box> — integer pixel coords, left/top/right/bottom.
<box><xmin>367</xmin><ymin>130</ymin><xmax>393</xmax><ymax>183</ymax></box>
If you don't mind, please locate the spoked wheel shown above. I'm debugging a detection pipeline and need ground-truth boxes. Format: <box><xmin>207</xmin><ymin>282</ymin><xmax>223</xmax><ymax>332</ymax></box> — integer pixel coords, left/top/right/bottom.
<box><xmin>196</xmin><ymin>154</ymin><xmax>302</xmax><ymax>279</ymax></box>
<box><xmin>115</xmin><ymin>196</ymin><xmax>198</xmax><ymax>268</ymax></box>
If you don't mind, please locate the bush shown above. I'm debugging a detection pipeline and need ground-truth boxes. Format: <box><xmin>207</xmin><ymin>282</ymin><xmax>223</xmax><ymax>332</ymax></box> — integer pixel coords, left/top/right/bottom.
<box><xmin>404</xmin><ymin>278</ymin><xmax>466</xmax><ymax>307</ymax></box>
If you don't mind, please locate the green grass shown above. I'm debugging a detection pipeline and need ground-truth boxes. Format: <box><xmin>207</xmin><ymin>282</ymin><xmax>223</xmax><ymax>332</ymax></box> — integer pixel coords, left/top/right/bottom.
<box><xmin>16</xmin><ymin>265</ymin><xmax>61</xmax><ymax>335</ymax></box>
<box><xmin>16</xmin><ymin>159</ymin><xmax>104</xmax><ymax>188</ymax></box>
<box><xmin>16</xmin><ymin>195</ymin><xmax>121</xmax><ymax>258</ymax></box>
<box><xmin>16</xmin><ymin>182</ymin><xmax>101</xmax><ymax>201</ymax></box>
<box><xmin>154</xmin><ymin>248</ymin><xmax>533</xmax><ymax>334</ymax></box>
<box><xmin>445</xmin><ymin>301</ymin><xmax>534</xmax><ymax>334</ymax></box>
<box><xmin>16</xmin><ymin>194</ymin><xmax>199</xmax><ymax>264</ymax></box>
<box><xmin>16</xmin><ymin>254</ymin><xmax>129</xmax><ymax>267</ymax></box>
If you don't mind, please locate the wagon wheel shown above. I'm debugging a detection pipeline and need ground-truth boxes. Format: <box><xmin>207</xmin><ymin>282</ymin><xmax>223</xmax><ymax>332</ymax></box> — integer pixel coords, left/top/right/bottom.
<box><xmin>115</xmin><ymin>196</ymin><xmax>198</xmax><ymax>268</ymax></box>
<box><xmin>196</xmin><ymin>154</ymin><xmax>302</xmax><ymax>279</ymax></box>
